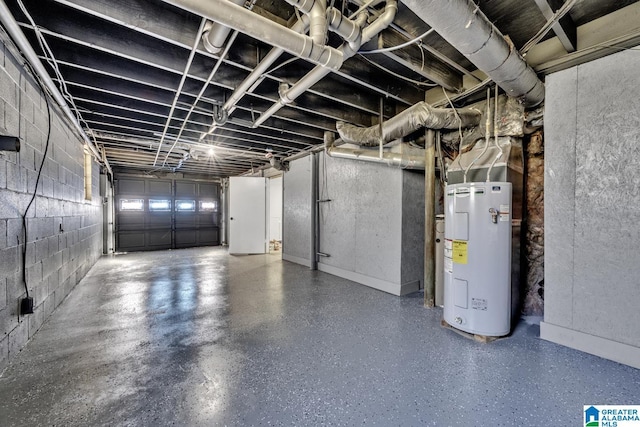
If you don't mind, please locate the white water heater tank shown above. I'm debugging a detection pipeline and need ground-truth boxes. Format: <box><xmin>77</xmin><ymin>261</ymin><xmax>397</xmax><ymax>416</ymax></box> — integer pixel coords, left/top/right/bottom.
<box><xmin>444</xmin><ymin>182</ymin><xmax>512</xmax><ymax>336</ymax></box>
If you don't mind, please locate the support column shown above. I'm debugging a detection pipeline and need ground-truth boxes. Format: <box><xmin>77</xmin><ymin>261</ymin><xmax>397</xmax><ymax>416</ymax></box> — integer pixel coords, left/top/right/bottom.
<box><xmin>424</xmin><ymin>129</ymin><xmax>436</xmax><ymax>308</ymax></box>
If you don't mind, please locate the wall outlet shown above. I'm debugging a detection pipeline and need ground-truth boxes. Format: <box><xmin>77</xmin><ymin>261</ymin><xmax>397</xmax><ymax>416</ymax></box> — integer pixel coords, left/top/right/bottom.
<box><xmin>20</xmin><ymin>297</ymin><xmax>34</xmax><ymax>315</ymax></box>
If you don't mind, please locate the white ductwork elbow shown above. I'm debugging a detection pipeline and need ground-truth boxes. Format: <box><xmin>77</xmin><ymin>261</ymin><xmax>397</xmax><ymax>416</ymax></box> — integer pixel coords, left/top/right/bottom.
<box><xmin>327</xmin><ymin>8</ymin><xmax>369</xmax><ymax>51</ymax></box>
<box><xmin>285</xmin><ymin>0</ymin><xmax>327</xmax><ymax>45</ymax></box>
<box><xmin>201</xmin><ymin>0</ymin><xmax>245</xmax><ymax>54</ymax></box>
<box><xmin>361</xmin><ymin>0</ymin><xmax>397</xmax><ymax>44</ymax></box>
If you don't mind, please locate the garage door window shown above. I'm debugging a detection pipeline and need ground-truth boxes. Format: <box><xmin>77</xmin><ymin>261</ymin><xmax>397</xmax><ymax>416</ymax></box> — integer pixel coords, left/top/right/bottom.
<box><xmin>120</xmin><ymin>199</ymin><xmax>144</xmax><ymax>211</ymax></box>
<box><xmin>199</xmin><ymin>201</ymin><xmax>217</xmax><ymax>212</ymax></box>
<box><xmin>176</xmin><ymin>200</ymin><xmax>196</xmax><ymax>212</ymax></box>
<box><xmin>149</xmin><ymin>199</ymin><xmax>171</xmax><ymax>212</ymax></box>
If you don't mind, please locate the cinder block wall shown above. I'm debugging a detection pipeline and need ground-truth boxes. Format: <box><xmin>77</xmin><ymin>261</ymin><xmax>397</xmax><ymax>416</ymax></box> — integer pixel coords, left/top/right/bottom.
<box><xmin>0</xmin><ymin>36</ymin><xmax>103</xmax><ymax>371</ymax></box>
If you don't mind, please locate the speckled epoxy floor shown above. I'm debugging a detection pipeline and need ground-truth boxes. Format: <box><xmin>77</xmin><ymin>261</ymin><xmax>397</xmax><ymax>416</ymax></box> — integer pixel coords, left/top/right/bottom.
<box><xmin>0</xmin><ymin>247</ymin><xmax>638</xmax><ymax>426</ymax></box>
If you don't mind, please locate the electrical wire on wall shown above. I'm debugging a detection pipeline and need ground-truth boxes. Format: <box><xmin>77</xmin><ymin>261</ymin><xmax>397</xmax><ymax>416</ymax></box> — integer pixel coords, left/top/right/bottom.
<box><xmin>2</xmin><ymin>0</ymin><xmax>56</xmax><ymax>313</ymax></box>
<box><xmin>440</xmin><ymin>86</ymin><xmax>468</xmax><ymax>178</ymax></box>
<box><xmin>19</xmin><ymin>66</ymin><xmax>53</xmax><ymax>314</ymax></box>
<box><xmin>436</xmin><ymin>130</ymin><xmax>446</xmax><ymax>185</ymax></box>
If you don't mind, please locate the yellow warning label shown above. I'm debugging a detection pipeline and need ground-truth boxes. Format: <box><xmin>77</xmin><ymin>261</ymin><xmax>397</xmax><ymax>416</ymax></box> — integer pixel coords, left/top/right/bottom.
<box><xmin>452</xmin><ymin>240</ymin><xmax>468</xmax><ymax>264</ymax></box>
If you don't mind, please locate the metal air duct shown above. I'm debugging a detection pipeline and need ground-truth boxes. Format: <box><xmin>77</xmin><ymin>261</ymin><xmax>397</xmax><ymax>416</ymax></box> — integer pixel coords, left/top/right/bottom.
<box><xmin>336</xmin><ymin>102</ymin><xmax>482</xmax><ymax>146</ymax></box>
<box><xmin>326</xmin><ymin>146</ymin><xmax>426</xmax><ymax>169</ymax></box>
<box><xmin>401</xmin><ymin>0</ymin><xmax>545</xmax><ymax>107</ymax></box>
<box><xmin>324</xmin><ymin>130</ymin><xmax>425</xmax><ymax>169</ymax></box>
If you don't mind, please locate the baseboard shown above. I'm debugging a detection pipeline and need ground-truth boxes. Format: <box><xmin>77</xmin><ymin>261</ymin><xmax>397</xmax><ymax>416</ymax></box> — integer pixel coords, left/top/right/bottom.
<box><xmin>317</xmin><ymin>263</ymin><xmax>416</xmax><ymax>296</ymax></box>
<box><xmin>540</xmin><ymin>321</ymin><xmax>640</xmax><ymax>369</ymax></box>
<box><xmin>282</xmin><ymin>253</ymin><xmax>312</xmax><ymax>268</ymax></box>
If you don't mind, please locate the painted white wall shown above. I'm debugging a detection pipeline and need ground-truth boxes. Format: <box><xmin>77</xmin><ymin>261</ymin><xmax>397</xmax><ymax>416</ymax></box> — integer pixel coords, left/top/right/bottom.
<box><xmin>282</xmin><ymin>157</ymin><xmax>313</xmax><ymax>267</ymax></box>
<box><xmin>541</xmin><ymin>47</ymin><xmax>640</xmax><ymax>369</ymax></box>
<box><xmin>269</xmin><ymin>176</ymin><xmax>283</xmax><ymax>241</ymax></box>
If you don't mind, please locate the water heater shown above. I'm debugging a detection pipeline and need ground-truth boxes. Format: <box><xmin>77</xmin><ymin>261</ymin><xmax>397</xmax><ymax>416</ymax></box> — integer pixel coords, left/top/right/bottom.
<box><xmin>444</xmin><ymin>182</ymin><xmax>512</xmax><ymax>336</ymax></box>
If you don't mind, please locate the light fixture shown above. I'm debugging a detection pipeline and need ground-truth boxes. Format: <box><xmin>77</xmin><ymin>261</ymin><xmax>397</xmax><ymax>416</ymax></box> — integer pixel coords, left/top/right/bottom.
<box><xmin>0</xmin><ymin>136</ymin><xmax>20</xmax><ymax>152</ymax></box>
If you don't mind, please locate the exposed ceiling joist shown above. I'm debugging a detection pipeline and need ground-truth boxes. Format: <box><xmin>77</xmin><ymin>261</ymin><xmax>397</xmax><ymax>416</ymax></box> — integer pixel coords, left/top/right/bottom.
<box><xmin>4</xmin><ymin>0</ymin><xmax>638</xmax><ymax>177</ymax></box>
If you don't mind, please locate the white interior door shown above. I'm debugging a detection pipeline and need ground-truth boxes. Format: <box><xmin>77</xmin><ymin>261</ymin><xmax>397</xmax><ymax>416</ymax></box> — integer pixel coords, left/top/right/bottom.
<box><xmin>269</xmin><ymin>176</ymin><xmax>283</xmax><ymax>242</ymax></box>
<box><xmin>229</xmin><ymin>176</ymin><xmax>267</xmax><ymax>254</ymax></box>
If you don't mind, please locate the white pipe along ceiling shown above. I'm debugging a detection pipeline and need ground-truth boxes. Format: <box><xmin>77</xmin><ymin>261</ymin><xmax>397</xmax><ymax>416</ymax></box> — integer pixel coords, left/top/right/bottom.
<box><xmin>3</xmin><ymin>0</ymin><xmax>638</xmax><ymax>176</ymax></box>
<box><xmin>0</xmin><ymin>0</ymin><xmax>111</xmax><ymax>174</ymax></box>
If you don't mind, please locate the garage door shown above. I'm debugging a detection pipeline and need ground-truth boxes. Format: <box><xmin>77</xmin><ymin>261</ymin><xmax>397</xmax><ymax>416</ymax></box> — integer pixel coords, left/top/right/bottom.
<box><xmin>115</xmin><ymin>176</ymin><xmax>220</xmax><ymax>252</ymax></box>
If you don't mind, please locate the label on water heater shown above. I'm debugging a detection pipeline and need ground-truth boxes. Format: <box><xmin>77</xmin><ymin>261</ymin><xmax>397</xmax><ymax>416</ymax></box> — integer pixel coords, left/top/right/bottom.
<box><xmin>472</xmin><ymin>298</ymin><xmax>488</xmax><ymax>311</ymax></box>
<box><xmin>452</xmin><ymin>240</ymin><xmax>468</xmax><ymax>264</ymax></box>
<box><xmin>500</xmin><ymin>204</ymin><xmax>510</xmax><ymax>222</ymax></box>
<box><xmin>445</xmin><ymin>258</ymin><xmax>453</xmax><ymax>273</ymax></box>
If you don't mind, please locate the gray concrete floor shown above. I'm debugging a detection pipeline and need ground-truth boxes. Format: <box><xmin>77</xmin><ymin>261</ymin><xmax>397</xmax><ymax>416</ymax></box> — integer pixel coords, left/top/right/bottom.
<box><xmin>0</xmin><ymin>247</ymin><xmax>638</xmax><ymax>426</ymax></box>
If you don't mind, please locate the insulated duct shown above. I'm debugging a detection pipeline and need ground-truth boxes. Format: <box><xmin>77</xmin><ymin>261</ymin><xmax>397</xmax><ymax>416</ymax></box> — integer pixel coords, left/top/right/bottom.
<box><xmin>336</xmin><ymin>102</ymin><xmax>482</xmax><ymax>146</ymax></box>
<box><xmin>326</xmin><ymin>146</ymin><xmax>426</xmax><ymax>169</ymax></box>
<box><xmin>269</xmin><ymin>157</ymin><xmax>289</xmax><ymax>171</ymax></box>
<box><xmin>401</xmin><ymin>0</ymin><xmax>545</xmax><ymax>107</ymax></box>
<box><xmin>201</xmin><ymin>0</ymin><xmax>245</xmax><ymax>54</ymax></box>
<box><xmin>161</xmin><ymin>0</ymin><xmax>343</xmax><ymax>70</ymax></box>
<box><xmin>324</xmin><ymin>131</ymin><xmax>425</xmax><ymax>169</ymax></box>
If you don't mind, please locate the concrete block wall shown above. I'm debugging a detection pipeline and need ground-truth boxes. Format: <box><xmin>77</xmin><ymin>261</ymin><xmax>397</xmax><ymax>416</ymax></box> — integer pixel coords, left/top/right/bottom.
<box><xmin>0</xmin><ymin>36</ymin><xmax>103</xmax><ymax>371</ymax></box>
<box><xmin>541</xmin><ymin>47</ymin><xmax>640</xmax><ymax>368</ymax></box>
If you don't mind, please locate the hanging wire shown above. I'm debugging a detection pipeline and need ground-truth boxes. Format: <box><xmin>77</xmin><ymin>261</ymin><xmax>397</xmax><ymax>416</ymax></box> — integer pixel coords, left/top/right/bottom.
<box><xmin>359</xmin><ymin>29</ymin><xmax>435</xmax><ymax>54</ymax></box>
<box><xmin>441</xmin><ymin>87</ymin><xmax>464</xmax><ymax>153</ymax></box>
<box><xmin>264</xmin><ymin>57</ymin><xmax>301</xmax><ymax>76</ymax></box>
<box><xmin>520</xmin><ymin>0</ymin><xmax>579</xmax><ymax>54</ymax></box>
<box><xmin>16</xmin><ymin>0</ymin><xmax>97</xmax><ymax>148</ymax></box>
<box><xmin>358</xmin><ymin>54</ymin><xmax>437</xmax><ymax>87</ymax></box>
